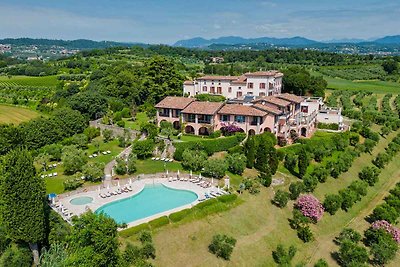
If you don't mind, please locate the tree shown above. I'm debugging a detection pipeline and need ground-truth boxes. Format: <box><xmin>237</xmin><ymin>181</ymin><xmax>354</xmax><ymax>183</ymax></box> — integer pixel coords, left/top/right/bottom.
<box><xmin>82</xmin><ymin>162</ymin><xmax>104</xmax><ymax>182</ymax></box>
<box><xmin>0</xmin><ymin>148</ymin><xmax>45</xmax><ymax>265</ymax></box>
<box><xmin>39</xmin><ymin>243</ymin><xmax>68</xmax><ymax>267</ymax></box>
<box><xmin>297</xmin><ymin>146</ymin><xmax>309</xmax><ymax>178</ymax></box>
<box><xmin>272</xmin><ymin>244</ymin><xmax>297</xmax><ymax>266</ymax></box>
<box><xmin>364</xmin><ymin>138</ymin><xmax>376</xmax><ymax>154</ymax></box>
<box><xmin>66</xmin><ymin>211</ymin><xmax>119</xmax><ymax>267</ymax></box>
<box><xmin>35</xmin><ymin>153</ymin><xmax>51</xmax><ymax>172</ymax></box>
<box><xmin>273</xmin><ymin>190</ymin><xmax>290</xmax><ymax>208</ymax></box>
<box><xmin>0</xmin><ymin>243</ymin><xmax>33</xmax><ymax>267</ymax></box>
<box><xmin>208</xmin><ymin>234</ymin><xmax>236</xmax><ymax>260</ymax></box>
<box><xmin>66</xmin><ymin>91</ymin><xmax>108</xmax><ymax>119</ymax></box>
<box><xmin>382</xmin><ymin>60</ymin><xmax>398</xmax><ymax>74</ymax></box>
<box><xmin>115</xmin><ymin>158</ymin><xmax>127</xmax><ymax>175</ymax></box>
<box><xmin>369</xmin><ymin>203</ymin><xmax>398</xmax><ymax>224</ymax></box>
<box><xmin>314</xmin><ymin>259</ymin><xmax>328</xmax><ymax>267</ymax></box>
<box><xmin>203</xmin><ymin>159</ymin><xmax>227</xmax><ymax>179</ymax></box>
<box><xmin>92</xmin><ymin>139</ymin><xmax>102</xmax><ymax>154</ymax></box>
<box><xmin>289</xmin><ymin>182</ymin><xmax>305</xmax><ymax>200</ymax></box>
<box><xmin>244</xmin><ymin>136</ymin><xmax>256</xmax><ymax>168</ymax></box>
<box><xmin>323</xmin><ymin>194</ymin><xmax>342</xmax><ymax>215</ymax></box>
<box><xmin>159</xmin><ymin>121</ymin><xmax>176</xmax><ymax>139</ymax></box>
<box><xmin>140</xmin><ymin>123</ymin><xmax>158</xmax><ymax>140</ymax></box>
<box><xmin>303</xmin><ymin>174</ymin><xmax>318</xmax><ymax>192</ymax></box>
<box><xmin>335</xmin><ymin>228</ymin><xmax>362</xmax><ymax>245</ymax></box>
<box><xmin>131</xmin><ymin>139</ymin><xmax>155</xmax><ymax>159</ymax></box>
<box><xmin>311</xmin><ymin>166</ymin><xmax>329</xmax><ymax>183</ymax></box>
<box><xmin>358</xmin><ymin>166</ymin><xmax>380</xmax><ymax>186</ymax></box>
<box><xmin>369</xmin><ymin>229</ymin><xmax>398</xmax><ymax>265</ymax></box>
<box><xmin>337</xmin><ymin>240</ymin><xmax>369</xmax><ymax>266</ymax></box>
<box><xmin>258</xmin><ymin>170</ymin><xmax>272</xmax><ymax>187</ymax></box>
<box><xmin>297</xmin><ymin>226</ymin><xmax>314</xmax><ymax>243</ymax></box>
<box><xmin>102</xmin><ymin>129</ymin><xmax>113</xmax><ymax>143</ymax></box>
<box><xmin>339</xmin><ymin>188</ymin><xmax>358</xmax><ymax>211</ymax></box>
<box><xmin>181</xmin><ymin>149</ymin><xmax>207</xmax><ymax>172</ymax></box>
<box><xmin>61</xmin><ymin>146</ymin><xmax>87</xmax><ymax>175</ymax></box>
<box><xmin>284</xmin><ymin>153</ymin><xmax>297</xmax><ymax>173</ymax></box>
<box><xmin>282</xmin><ymin>66</ymin><xmax>326</xmax><ymax>96</ymax></box>
<box><xmin>225</xmin><ymin>153</ymin><xmax>246</xmax><ymax>175</ymax></box>
<box><xmin>127</xmin><ymin>153</ymin><xmax>137</xmax><ymax>174</ymax></box>
<box><xmin>84</xmin><ymin>127</ymin><xmax>100</xmax><ymax>141</ymax></box>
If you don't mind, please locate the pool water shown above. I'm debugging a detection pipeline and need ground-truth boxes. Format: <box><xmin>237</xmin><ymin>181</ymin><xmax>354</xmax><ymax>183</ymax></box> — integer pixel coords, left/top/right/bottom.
<box><xmin>96</xmin><ymin>184</ymin><xmax>198</xmax><ymax>224</ymax></box>
<box><xmin>70</xmin><ymin>196</ymin><xmax>93</xmax><ymax>205</ymax></box>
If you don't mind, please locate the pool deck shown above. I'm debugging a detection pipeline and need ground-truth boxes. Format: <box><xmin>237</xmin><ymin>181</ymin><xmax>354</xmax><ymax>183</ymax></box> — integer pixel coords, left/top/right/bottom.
<box><xmin>54</xmin><ymin>177</ymin><xmax>222</xmax><ymax>228</ymax></box>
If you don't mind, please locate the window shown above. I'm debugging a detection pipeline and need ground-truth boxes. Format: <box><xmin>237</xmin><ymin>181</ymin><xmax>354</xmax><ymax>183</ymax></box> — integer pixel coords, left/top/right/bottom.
<box><xmin>220</xmin><ymin>115</ymin><xmax>230</xmax><ymax>122</ymax></box>
<box><xmin>238</xmin><ymin>87</ymin><xmax>242</xmax><ymax>90</ymax></box>
<box><xmin>228</xmin><ymin>87</ymin><xmax>232</xmax><ymax>93</ymax></box>
<box><xmin>204</xmin><ymin>81</ymin><xmax>206</xmax><ymax>84</ymax></box>
<box><xmin>248</xmin><ymin>82</ymin><xmax>254</xmax><ymax>89</ymax></box>
<box><xmin>237</xmin><ymin>91</ymin><xmax>242</xmax><ymax>98</ymax></box>
<box><xmin>235</xmin><ymin>115</ymin><xmax>245</xmax><ymax>123</ymax></box>
<box><xmin>269</xmin><ymin>82</ymin><xmax>274</xmax><ymax>89</ymax></box>
<box><xmin>210</xmin><ymin>87</ymin><xmax>215</xmax><ymax>94</ymax></box>
<box><xmin>202</xmin><ymin>86</ymin><xmax>207</xmax><ymax>92</ymax></box>
<box><xmin>259</xmin><ymin>83</ymin><xmax>266</xmax><ymax>89</ymax></box>
<box><xmin>259</xmin><ymin>92</ymin><xmax>265</xmax><ymax>97</ymax></box>
<box><xmin>218</xmin><ymin>82</ymin><xmax>221</xmax><ymax>85</ymax></box>
<box><xmin>198</xmin><ymin>115</ymin><xmax>211</xmax><ymax>124</ymax></box>
<box><xmin>187</xmin><ymin>114</ymin><xmax>195</xmax><ymax>122</ymax></box>
<box><xmin>301</xmin><ymin>106</ymin><xmax>309</xmax><ymax>113</ymax></box>
<box><xmin>217</xmin><ymin>87</ymin><xmax>222</xmax><ymax>94</ymax></box>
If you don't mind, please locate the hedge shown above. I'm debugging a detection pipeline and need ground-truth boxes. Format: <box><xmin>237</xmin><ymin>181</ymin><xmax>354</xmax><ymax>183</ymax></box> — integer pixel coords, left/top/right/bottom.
<box><xmin>174</xmin><ymin>133</ymin><xmax>246</xmax><ymax>160</ymax></box>
<box><xmin>120</xmin><ymin>223</ymin><xmax>150</xmax><ymax>238</ymax></box>
<box><xmin>148</xmin><ymin>216</ymin><xmax>170</xmax><ymax>229</ymax></box>
<box><xmin>217</xmin><ymin>194</ymin><xmax>237</xmax><ymax>203</ymax></box>
<box><xmin>317</xmin><ymin>122</ymin><xmax>339</xmax><ymax>130</ymax></box>
<box><xmin>169</xmin><ymin>209</ymin><xmax>191</xmax><ymax>223</ymax></box>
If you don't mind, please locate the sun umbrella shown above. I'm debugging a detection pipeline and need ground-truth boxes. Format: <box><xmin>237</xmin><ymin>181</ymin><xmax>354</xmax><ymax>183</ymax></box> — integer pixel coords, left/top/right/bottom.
<box><xmin>199</xmin><ymin>173</ymin><xmax>202</xmax><ymax>179</ymax></box>
<box><xmin>129</xmin><ymin>178</ymin><xmax>132</xmax><ymax>184</ymax></box>
<box><xmin>177</xmin><ymin>170</ymin><xmax>180</xmax><ymax>178</ymax></box>
<box><xmin>190</xmin><ymin>170</ymin><xmax>192</xmax><ymax>177</ymax></box>
<box><xmin>107</xmin><ymin>184</ymin><xmax>110</xmax><ymax>190</ymax></box>
<box><xmin>117</xmin><ymin>181</ymin><xmax>120</xmax><ymax>187</ymax></box>
<box><xmin>166</xmin><ymin>169</ymin><xmax>169</xmax><ymax>175</ymax></box>
<box><xmin>211</xmin><ymin>177</ymin><xmax>214</xmax><ymax>185</ymax></box>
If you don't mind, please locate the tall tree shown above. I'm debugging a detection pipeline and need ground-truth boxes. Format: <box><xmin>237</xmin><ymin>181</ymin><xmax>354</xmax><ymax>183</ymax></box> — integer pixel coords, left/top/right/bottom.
<box><xmin>245</xmin><ymin>136</ymin><xmax>256</xmax><ymax>168</ymax></box>
<box><xmin>298</xmin><ymin>146</ymin><xmax>309</xmax><ymax>178</ymax></box>
<box><xmin>0</xmin><ymin>148</ymin><xmax>45</xmax><ymax>265</ymax></box>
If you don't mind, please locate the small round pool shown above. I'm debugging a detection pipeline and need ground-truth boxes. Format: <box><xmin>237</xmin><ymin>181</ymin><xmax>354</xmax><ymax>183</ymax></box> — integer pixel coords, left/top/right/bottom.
<box><xmin>70</xmin><ymin>196</ymin><xmax>93</xmax><ymax>205</ymax></box>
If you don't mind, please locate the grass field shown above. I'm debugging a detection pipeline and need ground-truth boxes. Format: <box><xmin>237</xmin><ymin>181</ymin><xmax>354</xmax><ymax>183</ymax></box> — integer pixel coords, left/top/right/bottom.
<box><xmin>324</xmin><ymin>76</ymin><xmax>400</xmax><ymax>94</ymax></box>
<box><xmin>124</xmin><ymin>112</ymin><xmax>149</xmax><ymax>131</ymax></box>
<box><xmin>0</xmin><ymin>104</ymin><xmax>40</xmax><ymax>124</ymax></box>
<box><xmin>0</xmin><ymin>75</ymin><xmax>58</xmax><ymax>87</ymax></box>
<box><xmin>119</xmin><ymin>128</ymin><xmax>400</xmax><ymax>267</ymax></box>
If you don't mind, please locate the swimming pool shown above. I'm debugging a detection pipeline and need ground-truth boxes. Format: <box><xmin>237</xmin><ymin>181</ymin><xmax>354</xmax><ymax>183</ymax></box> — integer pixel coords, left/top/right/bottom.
<box><xmin>96</xmin><ymin>184</ymin><xmax>198</xmax><ymax>224</ymax></box>
<box><xmin>70</xmin><ymin>196</ymin><xmax>93</xmax><ymax>205</ymax></box>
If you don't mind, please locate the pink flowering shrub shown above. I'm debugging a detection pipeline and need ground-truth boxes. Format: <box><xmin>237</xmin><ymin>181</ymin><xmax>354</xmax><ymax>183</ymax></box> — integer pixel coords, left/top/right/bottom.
<box><xmin>220</xmin><ymin>123</ymin><xmax>243</xmax><ymax>135</ymax></box>
<box><xmin>371</xmin><ymin>220</ymin><xmax>400</xmax><ymax>243</ymax></box>
<box><xmin>295</xmin><ymin>194</ymin><xmax>324</xmax><ymax>222</ymax></box>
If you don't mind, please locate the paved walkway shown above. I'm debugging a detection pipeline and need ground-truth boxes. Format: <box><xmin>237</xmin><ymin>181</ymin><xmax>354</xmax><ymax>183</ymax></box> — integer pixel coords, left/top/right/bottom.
<box><xmin>103</xmin><ymin>145</ymin><xmax>132</xmax><ymax>187</ymax></box>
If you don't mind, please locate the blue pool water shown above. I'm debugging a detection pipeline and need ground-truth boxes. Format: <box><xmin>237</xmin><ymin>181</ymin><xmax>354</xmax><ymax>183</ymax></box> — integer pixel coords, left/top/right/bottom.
<box><xmin>70</xmin><ymin>196</ymin><xmax>93</xmax><ymax>205</ymax></box>
<box><xmin>96</xmin><ymin>184</ymin><xmax>198</xmax><ymax>224</ymax></box>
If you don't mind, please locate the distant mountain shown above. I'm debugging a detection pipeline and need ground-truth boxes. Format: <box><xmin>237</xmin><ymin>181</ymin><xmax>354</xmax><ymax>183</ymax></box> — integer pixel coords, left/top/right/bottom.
<box><xmin>174</xmin><ymin>36</ymin><xmax>320</xmax><ymax>48</ymax></box>
<box><xmin>0</xmin><ymin>38</ymin><xmax>143</xmax><ymax>49</ymax></box>
<box><xmin>323</xmin><ymin>38</ymin><xmax>368</xmax><ymax>44</ymax></box>
<box><xmin>373</xmin><ymin>35</ymin><xmax>400</xmax><ymax>44</ymax></box>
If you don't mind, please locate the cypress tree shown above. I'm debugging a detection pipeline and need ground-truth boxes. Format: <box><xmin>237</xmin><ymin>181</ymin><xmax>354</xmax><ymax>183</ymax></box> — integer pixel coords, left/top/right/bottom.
<box><xmin>255</xmin><ymin>139</ymin><xmax>269</xmax><ymax>172</ymax></box>
<box><xmin>0</xmin><ymin>148</ymin><xmax>45</xmax><ymax>265</ymax></box>
<box><xmin>298</xmin><ymin>146</ymin><xmax>309</xmax><ymax>178</ymax></box>
<box><xmin>245</xmin><ymin>136</ymin><xmax>256</xmax><ymax>168</ymax></box>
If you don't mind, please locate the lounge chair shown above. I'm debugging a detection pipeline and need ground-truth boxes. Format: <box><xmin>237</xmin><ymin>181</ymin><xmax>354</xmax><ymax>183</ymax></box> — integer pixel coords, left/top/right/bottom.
<box><xmin>184</xmin><ymin>177</ymin><xmax>188</xmax><ymax>181</ymax></box>
<box><xmin>106</xmin><ymin>192</ymin><xmax>111</xmax><ymax>197</ymax></box>
<box><xmin>127</xmin><ymin>186</ymin><xmax>133</xmax><ymax>191</ymax></box>
<box><xmin>168</xmin><ymin>177</ymin><xmax>172</xmax><ymax>182</ymax></box>
<box><xmin>107</xmin><ymin>150</ymin><xmax>111</xmax><ymax>154</ymax></box>
<box><xmin>151</xmin><ymin>157</ymin><xmax>155</xmax><ymax>160</ymax></box>
<box><xmin>48</xmin><ymin>173</ymin><xmax>53</xmax><ymax>177</ymax></box>
<box><xmin>53</xmin><ymin>172</ymin><xmax>57</xmax><ymax>176</ymax></box>
<box><xmin>89</xmin><ymin>155</ymin><xmax>93</xmax><ymax>158</ymax></box>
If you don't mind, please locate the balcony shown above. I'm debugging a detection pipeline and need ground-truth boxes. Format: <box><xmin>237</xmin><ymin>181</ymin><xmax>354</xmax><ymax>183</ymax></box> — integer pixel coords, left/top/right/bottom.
<box><xmin>198</xmin><ymin>119</ymin><xmax>211</xmax><ymax>124</ymax></box>
<box><xmin>159</xmin><ymin>113</ymin><xmax>169</xmax><ymax>117</ymax></box>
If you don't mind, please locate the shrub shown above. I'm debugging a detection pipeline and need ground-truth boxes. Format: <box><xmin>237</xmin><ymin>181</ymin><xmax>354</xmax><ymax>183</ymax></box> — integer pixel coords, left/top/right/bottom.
<box><xmin>227</xmin><ymin>145</ymin><xmax>243</xmax><ymax>154</ymax></box>
<box><xmin>116</xmin><ymin>120</ymin><xmax>125</xmax><ymax>127</ymax></box>
<box><xmin>297</xmin><ymin>226</ymin><xmax>314</xmax><ymax>243</ymax></box>
<box><xmin>289</xmin><ymin>209</ymin><xmax>311</xmax><ymax>230</ymax></box>
<box><xmin>335</xmin><ymin>228</ymin><xmax>362</xmax><ymax>245</ymax></box>
<box><xmin>303</xmin><ymin>174</ymin><xmax>318</xmax><ymax>192</ymax></box>
<box><xmin>208</xmin><ymin>234</ymin><xmax>236</xmax><ymax>260</ymax></box>
<box><xmin>314</xmin><ymin>259</ymin><xmax>328</xmax><ymax>267</ymax></box>
<box><xmin>181</xmin><ymin>149</ymin><xmax>207</xmax><ymax>172</ymax></box>
<box><xmin>174</xmin><ymin>134</ymin><xmax>245</xmax><ymax>161</ymax></box>
<box><xmin>119</xmin><ymin>224</ymin><xmax>150</xmax><ymax>238</ymax></box>
<box><xmin>273</xmin><ymin>190</ymin><xmax>290</xmax><ymax>208</ymax></box>
<box><xmin>202</xmin><ymin>159</ymin><xmax>227</xmax><ymax>179</ymax></box>
<box><xmin>284</xmin><ymin>153</ymin><xmax>297</xmax><ymax>173</ymax></box>
<box><xmin>295</xmin><ymin>194</ymin><xmax>324</xmax><ymax>222</ymax></box>
<box><xmin>289</xmin><ymin>182</ymin><xmax>305</xmax><ymax>200</ymax></box>
<box><xmin>148</xmin><ymin>216</ymin><xmax>170</xmax><ymax>229</ymax></box>
<box><xmin>339</xmin><ymin>188</ymin><xmax>358</xmax><ymax>211</ymax></box>
<box><xmin>369</xmin><ymin>203</ymin><xmax>399</xmax><ymax>224</ymax></box>
<box><xmin>272</xmin><ymin>244</ymin><xmax>297</xmax><ymax>266</ymax></box>
<box><xmin>141</xmin><ymin>243</ymin><xmax>156</xmax><ymax>259</ymax></box>
<box><xmin>317</xmin><ymin>122</ymin><xmax>339</xmax><ymax>130</ymax></box>
<box><xmin>217</xmin><ymin>194</ymin><xmax>237</xmax><ymax>203</ymax></box>
<box><xmin>373</xmin><ymin>152</ymin><xmax>391</xmax><ymax>169</ymax></box>
<box><xmin>258</xmin><ymin>170</ymin><xmax>272</xmax><ymax>187</ymax></box>
<box><xmin>138</xmin><ymin>230</ymin><xmax>153</xmax><ymax>244</ymax></box>
<box><xmin>243</xmin><ymin>178</ymin><xmax>260</xmax><ymax>194</ymax></box>
<box><xmin>337</xmin><ymin>240</ymin><xmax>369</xmax><ymax>266</ymax></box>
<box><xmin>131</xmin><ymin>139</ymin><xmax>155</xmax><ymax>159</ymax></box>
<box><xmin>169</xmin><ymin>209</ymin><xmax>191</xmax><ymax>222</ymax></box>
<box><xmin>366</xmin><ymin>228</ymin><xmax>398</xmax><ymax>265</ymax></box>
<box><xmin>348</xmin><ymin>180</ymin><xmax>368</xmax><ymax>198</ymax></box>
<box><xmin>209</xmin><ymin>130</ymin><xmax>221</xmax><ymax>138</ymax></box>
<box><xmin>369</xmin><ymin>220</ymin><xmax>400</xmax><ymax>244</ymax></box>
<box><xmin>0</xmin><ymin>243</ymin><xmax>32</xmax><ymax>267</ymax></box>
<box><xmin>311</xmin><ymin>166</ymin><xmax>329</xmax><ymax>183</ymax></box>
<box><xmin>323</xmin><ymin>194</ymin><xmax>342</xmax><ymax>215</ymax></box>
<box><xmin>225</xmin><ymin>153</ymin><xmax>246</xmax><ymax>175</ymax></box>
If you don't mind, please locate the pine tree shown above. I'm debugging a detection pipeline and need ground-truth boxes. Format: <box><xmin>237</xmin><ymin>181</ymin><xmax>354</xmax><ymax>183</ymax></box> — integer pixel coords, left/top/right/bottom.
<box><xmin>0</xmin><ymin>148</ymin><xmax>45</xmax><ymax>265</ymax></box>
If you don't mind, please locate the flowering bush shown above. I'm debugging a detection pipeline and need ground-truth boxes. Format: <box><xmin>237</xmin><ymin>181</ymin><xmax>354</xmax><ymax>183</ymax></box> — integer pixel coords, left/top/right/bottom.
<box><xmin>295</xmin><ymin>194</ymin><xmax>324</xmax><ymax>222</ymax></box>
<box><xmin>220</xmin><ymin>123</ymin><xmax>243</xmax><ymax>136</ymax></box>
<box><xmin>371</xmin><ymin>220</ymin><xmax>400</xmax><ymax>243</ymax></box>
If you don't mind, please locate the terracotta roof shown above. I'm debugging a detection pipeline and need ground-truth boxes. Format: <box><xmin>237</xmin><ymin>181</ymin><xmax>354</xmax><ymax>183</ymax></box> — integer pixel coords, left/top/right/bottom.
<box><xmin>277</xmin><ymin>93</ymin><xmax>304</xmax><ymax>104</ymax></box>
<box><xmin>155</xmin><ymin>96</ymin><xmax>195</xmax><ymax>110</ymax></box>
<box><xmin>231</xmin><ymin>75</ymin><xmax>247</xmax><ymax>84</ymax></box>
<box><xmin>182</xmin><ymin>101</ymin><xmax>224</xmax><ymax>115</ymax></box>
<box><xmin>197</xmin><ymin>75</ymin><xmax>239</xmax><ymax>81</ymax></box>
<box><xmin>253</xmin><ymin>103</ymin><xmax>283</xmax><ymax>115</ymax></box>
<box><xmin>218</xmin><ymin>104</ymin><xmax>267</xmax><ymax>117</ymax></box>
<box><xmin>245</xmin><ymin>70</ymin><xmax>283</xmax><ymax>77</ymax></box>
<box><xmin>183</xmin><ymin>80</ymin><xmax>194</xmax><ymax>85</ymax></box>
<box><xmin>253</xmin><ymin>96</ymin><xmax>291</xmax><ymax>107</ymax></box>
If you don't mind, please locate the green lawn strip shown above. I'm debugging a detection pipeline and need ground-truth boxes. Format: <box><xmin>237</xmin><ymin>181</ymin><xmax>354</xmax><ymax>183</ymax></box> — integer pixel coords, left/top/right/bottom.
<box><xmin>313</xmin><ymin>130</ymin><xmax>398</xmax><ymax>200</ymax></box>
<box><xmin>0</xmin><ymin>75</ymin><xmax>58</xmax><ymax>87</ymax></box>
<box><xmin>324</xmin><ymin>76</ymin><xmax>400</xmax><ymax>94</ymax></box>
<box><xmin>0</xmin><ymin>103</ymin><xmax>41</xmax><ymax>124</ymax></box>
<box><xmin>134</xmin><ymin>159</ymin><xmax>182</xmax><ymax>174</ymax></box>
<box><xmin>123</xmin><ymin>112</ymin><xmax>149</xmax><ymax>130</ymax></box>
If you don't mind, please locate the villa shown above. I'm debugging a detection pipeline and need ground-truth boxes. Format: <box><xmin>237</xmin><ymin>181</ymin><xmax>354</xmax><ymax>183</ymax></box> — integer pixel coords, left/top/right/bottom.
<box><xmin>183</xmin><ymin>71</ymin><xmax>283</xmax><ymax>99</ymax></box>
<box><xmin>156</xmin><ymin>71</ymin><xmax>343</xmax><ymax>141</ymax></box>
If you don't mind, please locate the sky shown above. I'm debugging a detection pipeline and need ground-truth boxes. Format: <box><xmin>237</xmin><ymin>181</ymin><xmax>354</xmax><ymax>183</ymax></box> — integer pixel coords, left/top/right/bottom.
<box><xmin>0</xmin><ymin>0</ymin><xmax>399</xmax><ymax>44</ymax></box>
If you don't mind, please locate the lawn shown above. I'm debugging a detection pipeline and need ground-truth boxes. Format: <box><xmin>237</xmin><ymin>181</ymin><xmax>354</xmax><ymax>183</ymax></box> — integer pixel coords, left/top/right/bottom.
<box><xmin>324</xmin><ymin>76</ymin><xmax>400</xmax><ymax>94</ymax></box>
<box><xmin>0</xmin><ymin>75</ymin><xmax>59</xmax><ymax>87</ymax></box>
<box><xmin>0</xmin><ymin>104</ymin><xmax>40</xmax><ymax>124</ymax></box>
<box><xmin>134</xmin><ymin>159</ymin><xmax>182</xmax><ymax>174</ymax></box>
<box><xmin>124</xmin><ymin>112</ymin><xmax>149</xmax><ymax>131</ymax></box>
<box><xmin>170</xmin><ymin>134</ymin><xmax>214</xmax><ymax>142</ymax></box>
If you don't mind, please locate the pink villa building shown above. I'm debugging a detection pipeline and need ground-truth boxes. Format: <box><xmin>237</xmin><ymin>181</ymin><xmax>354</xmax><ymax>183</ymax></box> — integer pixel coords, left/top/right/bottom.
<box><xmin>155</xmin><ymin>71</ymin><xmax>342</xmax><ymax>141</ymax></box>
